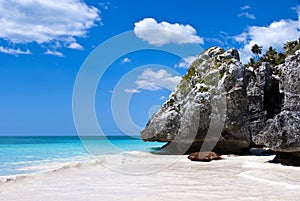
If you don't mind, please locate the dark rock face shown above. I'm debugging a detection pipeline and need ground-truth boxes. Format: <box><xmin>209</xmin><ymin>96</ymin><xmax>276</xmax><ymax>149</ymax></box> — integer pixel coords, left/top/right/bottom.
<box><xmin>141</xmin><ymin>47</ymin><xmax>251</xmax><ymax>154</ymax></box>
<box><xmin>253</xmin><ymin>52</ymin><xmax>300</xmax><ymax>152</ymax></box>
<box><xmin>246</xmin><ymin>63</ymin><xmax>283</xmax><ymax>142</ymax></box>
<box><xmin>188</xmin><ymin>152</ymin><xmax>222</xmax><ymax>162</ymax></box>
<box><xmin>246</xmin><ymin>67</ymin><xmax>268</xmax><ymax>142</ymax></box>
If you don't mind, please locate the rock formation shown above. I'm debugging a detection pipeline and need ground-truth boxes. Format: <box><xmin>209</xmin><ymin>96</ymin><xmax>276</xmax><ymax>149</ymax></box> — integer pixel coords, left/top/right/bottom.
<box><xmin>141</xmin><ymin>47</ymin><xmax>251</xmax><ymax>154</ymax></box>
<box><xmin>141</xmin><ymin>44</ymin><xmax>300</xmax><ymax>164</ymax></box>
<box><xmin>253</xmin><ymin>51</ymin><xmax>300</xmax><ymax>154</ymax></box>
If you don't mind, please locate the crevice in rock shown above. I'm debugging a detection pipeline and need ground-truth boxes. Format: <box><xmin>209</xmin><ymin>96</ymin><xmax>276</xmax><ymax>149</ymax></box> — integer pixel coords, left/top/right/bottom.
<box><xmin>264</xmin><ymin>78</ymin><xmax>284</xmax><ymax>119</ymax></box>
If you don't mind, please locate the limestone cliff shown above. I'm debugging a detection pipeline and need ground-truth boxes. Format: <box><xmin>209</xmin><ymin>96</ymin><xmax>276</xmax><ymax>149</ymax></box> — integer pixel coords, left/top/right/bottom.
<box><xmin>141</xmin><ymin>47</ymin><xmax>251</xmax><ymax>154</ymax></box>
<box><xmin>141</xmin><ymin>45</ymin><xmax>300</xmax><ymax>159</ymax></box>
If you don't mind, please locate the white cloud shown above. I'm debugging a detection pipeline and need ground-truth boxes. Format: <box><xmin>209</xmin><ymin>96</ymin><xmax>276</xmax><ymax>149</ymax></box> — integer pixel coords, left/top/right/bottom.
<box><xmin>238</xmin><ymin>12</ymin><xmax>256</xmax><ymax>20</ymax></box>
<box><xmin>125</xmin><ymin>69</ymin><xmax>181</xmax><ymax>93</ymax></box>
<box><xmin>121</xmin><ymin>57</ymin><xmax>132</xmax><ymax>63</ymax></box>
<box><xmin>0</xmin><ymin>0</ymin><xmax>100</xmax><ymax>49</ymax></box>
<box><xmin>233</xmin><ymin>32</ymin><xmax>248</xmax><ymax>43</ymax></box>
<box><xmin>241</xmin><ymin>5</ymin><xmax>251</xmax><ymax>10</ymax></box>
<box><xmin>134</xmin><ymin>18</ymin><xmax>204</xmax><ymax>46</ymax></box>
<box><xmin>43</xmin><ymin>49</ymin><xmax>64</xmax><ymax>57</ymax></box>
<box><xmin>135</xmin><ymin>69</ymin><xmax>181</xmax><ymax>91</ymax></box>
<box><xmin>124</xmin><ymin>88</ymin><xmax>141</xmax><ymax>94</ymax></box>
<box><xmin>0</xmin><ymin>46</ymin><xmax>31</xmax><ymax>55</ymax></box>
<box><xmin>238</xmin><ymin>5</ymin><xmax>255</xmax><ymax>20</ymax></box>
<box><xmin>68</xmin><ymin>42</ymin><xmax>84</xmax><ymax>50</ymax></box>
<box><xmin>235</xmin><ymin>6</ymin><xmax>300</xmax><ymax>63</ymax></box>
<box><xmin>174</xmin><ymin>56</ymin><xmax>197</xmax><ymax>68</ymax></box>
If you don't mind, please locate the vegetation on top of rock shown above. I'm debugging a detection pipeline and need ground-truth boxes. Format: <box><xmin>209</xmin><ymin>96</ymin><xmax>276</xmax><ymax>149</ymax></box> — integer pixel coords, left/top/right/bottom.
<box><xmin>199</xmin><ymin>85</ymin><xmax>209</xmax><ymax>93</ymax></box>
<box><xmin>246</xmin><ymin>39</ymin><xmax>300</xmax><ymax>71</ymax></box>
<box><xmin>183</xmin><ymin>60</ymin><xmax>198</xmax><ymax>81</ymax></box>
<box><xmin>284</xmin><ymin>40</ymin><xmax>300</xmax><ymax>55</ymax></box>
<box><xmin>166</xmin><ymin>98</ymin><xmax>175</xmax><ymax>107</ymax></box>
<box><xmin>182</xmin><ymin>47</ymin><xmax>226</xmax><ymax>82</ymax></box>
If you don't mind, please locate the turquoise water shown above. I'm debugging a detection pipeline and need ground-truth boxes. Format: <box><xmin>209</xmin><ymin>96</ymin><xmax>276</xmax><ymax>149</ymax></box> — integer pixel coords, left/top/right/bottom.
<box><xmin>0</xmin><ymin>136</ymin><xmax>165</xmax><ymax>176</ymax></box>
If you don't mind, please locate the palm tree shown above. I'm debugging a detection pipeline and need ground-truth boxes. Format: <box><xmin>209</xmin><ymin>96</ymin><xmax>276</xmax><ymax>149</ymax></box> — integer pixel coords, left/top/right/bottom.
<box><xmin>264</xmin><ymin>46</ymin><xmax>277</xmax><ymax>64</ymax></box>
<box><xmin>267</xmin><ymin>46</ymin><xmax>277</xmax><ymax>55</ymax></box>
<box><xmin>251</xmin><ymin>44</ymin><xmax>263</xmax><ymax>57</ymax></box>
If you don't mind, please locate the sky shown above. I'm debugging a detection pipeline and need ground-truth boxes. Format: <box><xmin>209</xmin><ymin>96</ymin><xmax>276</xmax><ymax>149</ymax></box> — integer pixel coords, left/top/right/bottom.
<box><xmin>0</xmin><ymin>0</ymin><xmax>299</xmax><ymax>136</ymax></box>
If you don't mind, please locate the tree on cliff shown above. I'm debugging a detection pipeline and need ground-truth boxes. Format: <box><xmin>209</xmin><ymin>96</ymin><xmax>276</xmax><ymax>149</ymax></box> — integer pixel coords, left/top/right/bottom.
<box><xmin>247</xmin><ymin>44</ymin><xmax>263</xmax><ymax>69</ymax></box>
<box><xmin>262</xmin><ymin>47</ymin><xmax>277</xmax><ymax>66</ymax></box>
<box><xmin>251</xmin><ymin>44</ymin><xmax>262</xmax><ymax>59</ymax></box>
<box><xmin>246</xmin><ymin>40</ymin><xmax>299</xmax><ymax>72</ymax></box>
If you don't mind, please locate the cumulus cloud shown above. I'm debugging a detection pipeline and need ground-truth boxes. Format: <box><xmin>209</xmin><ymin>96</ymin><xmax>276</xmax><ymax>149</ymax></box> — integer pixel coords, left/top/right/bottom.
<box><xmin>67</xmin><ymin>42</ymin><xmax>84</xmax><ymax>50</ymax></box>
<box><xmin>233</xmin><ymin>32</ymin><xmax>248</xmax><ymax>43</ymax></box>
<box><xmin>234</xmin><ymin>6</ymin><xmax>300</xmax><ymax>63</ymax></box>
<box><xmin>136</xmin><ymin>69</ymin><xmax>182</xmax><ymax>90</ymax></box>
<box><xmin>121</xmin><ymin>57</ymin><xmax>132</xmax><ymax>63</ymax></box>
<box><xmin>125</xmin><ymin>69</ymin><xmax>181</xmax><ymax>93</ymax></box>
<box><xmin>0</xmin><ymin>0</ymin><xmax>100</xmax><ymax>52</ymax></box>
<box><xmin>0</xmin><ymin>46</ymin><xmax>31</xmax><ymax>55</ymax></box>
<box><xmin>174</xmin><ymin>56</ymin><xmax>197</xmax><ymax>68</ymax></box>
<box><xmin>43</xmin><ymin>49</ymin><xmax>64</xmax><ymax>57</ymax></box>
<box><xmin>134</xmin><ymin>18</ymin><xmax>204</xmax><ymax>46</ymax></box>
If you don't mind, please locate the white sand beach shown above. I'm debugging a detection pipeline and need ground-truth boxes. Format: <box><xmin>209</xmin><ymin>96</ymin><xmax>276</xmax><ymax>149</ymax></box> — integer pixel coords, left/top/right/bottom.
<box><xmin>1</xmin><ymin>152</ymin><xmax>300</xmax><ymax>201</ymax></box>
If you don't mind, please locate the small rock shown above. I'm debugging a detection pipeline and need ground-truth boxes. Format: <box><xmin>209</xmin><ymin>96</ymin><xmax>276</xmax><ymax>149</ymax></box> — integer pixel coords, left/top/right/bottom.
<box><xmin>188</xmin><ymin>152</ymin><xmax>222</xmax><ymax>162</ymax></box>
<box><xmin>271</xmin><ymin>152</ymin><xmax>300</xmax><ymax>166</ymax></box>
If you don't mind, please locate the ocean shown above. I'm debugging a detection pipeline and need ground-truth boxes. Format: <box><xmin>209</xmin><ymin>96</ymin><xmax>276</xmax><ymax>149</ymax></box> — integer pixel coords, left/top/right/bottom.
<box><xmin>0</xmin><ymin>136</ymin><xmax>165</xmax><ymax>177</ymax></box>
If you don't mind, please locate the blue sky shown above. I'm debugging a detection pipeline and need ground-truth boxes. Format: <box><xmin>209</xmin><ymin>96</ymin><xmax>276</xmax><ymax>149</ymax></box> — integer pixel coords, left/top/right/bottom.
<box><xmin>0</xmin><ymin>0</ymin><xmax>299</xmax><ymax>136</ymax></box>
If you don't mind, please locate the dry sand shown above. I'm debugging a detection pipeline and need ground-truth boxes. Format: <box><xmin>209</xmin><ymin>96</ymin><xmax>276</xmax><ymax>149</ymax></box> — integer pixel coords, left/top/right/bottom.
<box><xmin>0</xmin><ymin>152</ymin><xmax>300</xmax><ymax>201</ymax></box>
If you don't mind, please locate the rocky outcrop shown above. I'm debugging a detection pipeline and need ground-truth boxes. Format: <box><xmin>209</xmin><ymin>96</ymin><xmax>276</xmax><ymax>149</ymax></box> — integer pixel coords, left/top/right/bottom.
<box><xmin>188</xmin><ymin>152</ymin><xmax>222</xmax><ymax>162</ymax></box>
<box><xmin>246</xmin><ymin>66</ymin><xmax>268</xmax><ymax>141</ymax></box>
<box><xmin>141</xmin><ymin>47</ymin><xmax>251</xmax><ymax>154</ymax></box>
<box><xmin>141</xmin><ymin>44</ymin><xmax>300</xmax><ymax>163</ymax></box>
<box><xmin>254</xmin><ymin>111</ymin><xmax>300</xmax><ymax>151</ymax></box>
<box><xmin>253</xmin><ymin>52</ymin><xmax>300</xmax><ymax>152</ymax></box>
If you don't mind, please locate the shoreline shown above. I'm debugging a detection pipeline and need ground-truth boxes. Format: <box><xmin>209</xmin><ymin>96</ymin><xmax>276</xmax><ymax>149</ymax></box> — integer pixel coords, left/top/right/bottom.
<box><xmin>1</xmin><ymin>151</ymin><xmax>300</xmax><ymax>201</ymax></box>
